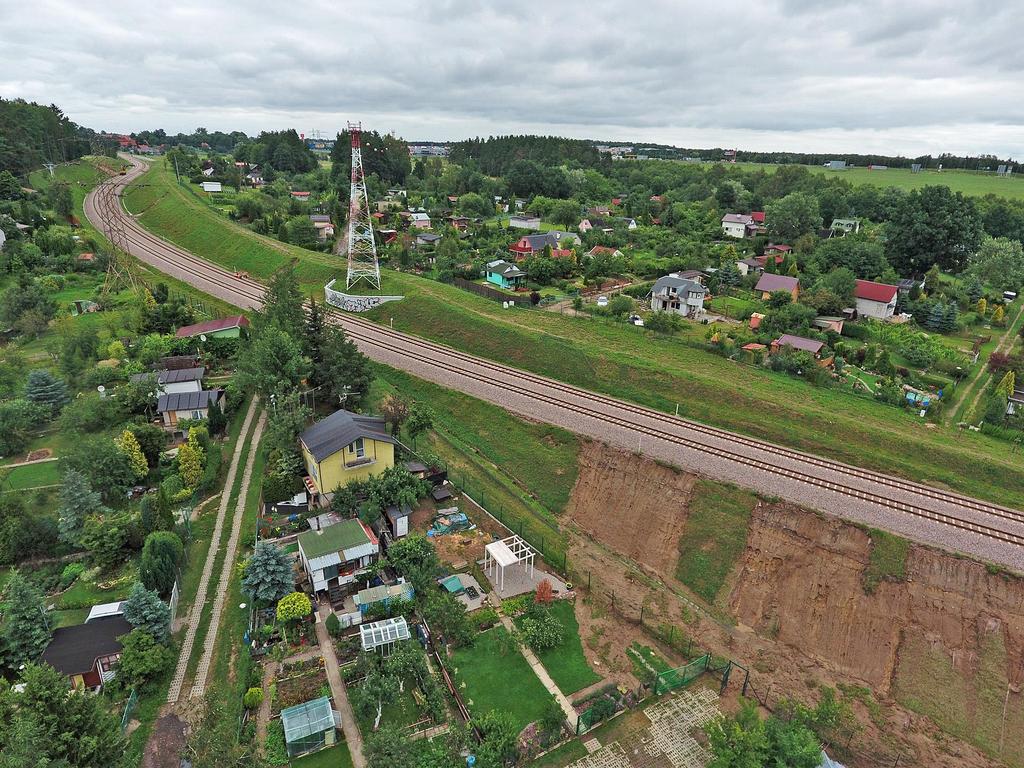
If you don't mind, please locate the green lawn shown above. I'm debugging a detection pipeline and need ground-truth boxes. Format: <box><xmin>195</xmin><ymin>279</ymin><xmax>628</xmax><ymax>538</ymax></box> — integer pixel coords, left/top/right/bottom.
<box><xmin>56</xmin><ymin>562</ymin><xmax>136</xmax><ymax>610</ymax></box>
<box><xmin>291</xmin><ymin>745</ymin><xmax>355</xmax><ymax>768</ymax></box>
<box><xmin>734</xmin><ymin>162</ymin><xmax>1024</xmax><ymax>200</ymax></box>
<box><xmin>516</xmin><ymin>600</ymin><xmax>601</xmax><ymax>695</ymax></box>
<box><xmin>452</xmin><ymin>626</ymin><xmax>553</xmax><ymax>730</ymax></box>
<box><xmin>675</xmin><ymin>481</ymin><xmax>758</xmax><ymax>605</ymax></box>
<box><xmin>2</xmin><ymin>461</ymin><xmax>62</xmax><ymax>490</ymax></box>
<box><xmin>127</xmin><ymin>156</ymin><xmax>1024</xmax><ymax>510</ymax></box>
<box><xmin>532</xmin><ymin>739</ymin><xmax>589</xmax><ymax>768</ymax></box>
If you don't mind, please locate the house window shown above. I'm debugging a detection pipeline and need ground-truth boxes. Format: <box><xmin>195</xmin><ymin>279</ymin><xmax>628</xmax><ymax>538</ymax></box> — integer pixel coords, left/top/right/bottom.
<box><xmin>348</xmin><ymin>438</ymin><xmax>365</xmax><ymax>458</ymax></box>
<box><xmin>191</xmin><ymin>411</ymin><xmax>202</xmax><ymax>420</ymax></box>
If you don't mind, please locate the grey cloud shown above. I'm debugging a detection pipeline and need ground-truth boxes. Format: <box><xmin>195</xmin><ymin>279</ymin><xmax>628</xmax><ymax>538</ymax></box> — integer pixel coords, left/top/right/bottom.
<box><xmin>1</xmin><ymin>0</ymin><xmax>1023</xmax><ymax>156</ymax></box>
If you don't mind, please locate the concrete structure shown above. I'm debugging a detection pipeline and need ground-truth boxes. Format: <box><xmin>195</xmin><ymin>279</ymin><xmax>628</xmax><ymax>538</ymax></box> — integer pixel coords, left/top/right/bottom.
<box><xmin>651</xmin><ymin>273</ymin><xmax>707</xmax><ymax>319</ymax></box>
<box><xmin>508</xmin><ymin>214</ymin><xmax>541</xmax><ymax>230</ymax></box>
<box><xmin>299</xmin><ymin>409</ymin><xmax>396</xmax><ymax>496</ymax></box>
<box><xmin>854</xmin><ymin>280</ymin><xmax>898</xmax><ymax>319</ymax></box>
<box><xmin>297</xmin><ymin>518</ymin><xmax>379</xmax><ymax>596</ymax></box>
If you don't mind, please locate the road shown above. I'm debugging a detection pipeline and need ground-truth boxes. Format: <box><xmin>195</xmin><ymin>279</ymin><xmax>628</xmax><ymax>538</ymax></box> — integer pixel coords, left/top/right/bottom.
<box><xmin>86</xmin><ymin>157</ymin><xmax>1024</xmax><ymax>572</ymax></box>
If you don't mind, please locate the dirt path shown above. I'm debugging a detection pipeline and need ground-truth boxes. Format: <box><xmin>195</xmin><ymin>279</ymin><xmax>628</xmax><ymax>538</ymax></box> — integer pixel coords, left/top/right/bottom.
<box><xmin>166</xmin><ymin>397</ymin><xmax>259</xmax><ymax>705</ymax></box>
<box><xmin>315</xmin><ymin>601</ymin><xmax>366</xmax><ymax>768</ymax></box>
<box><xmin>255</xmin><ymin>660</ymin><xmax>280</xmax><ymax>750</ymax></box>
<box><xmin>946</xmin><ymin>301</ymin><xmax>1024</xmax><ymax>424</ymax></box>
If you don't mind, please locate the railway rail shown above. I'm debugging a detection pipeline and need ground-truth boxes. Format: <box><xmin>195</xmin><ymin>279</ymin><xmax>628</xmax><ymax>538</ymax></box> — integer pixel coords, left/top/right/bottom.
<box><xmin>86</xmin><ymin>156</ymin><xmax>1024</xmax><ymax>568</ymax></box>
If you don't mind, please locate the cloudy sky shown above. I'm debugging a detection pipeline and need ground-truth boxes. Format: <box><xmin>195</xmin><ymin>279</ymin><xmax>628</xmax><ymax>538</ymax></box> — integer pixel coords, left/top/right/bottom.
<box><xmin>2</xmin><ymin>0</ymin><xmax>1022</xmax><ymax>158</ymax></box>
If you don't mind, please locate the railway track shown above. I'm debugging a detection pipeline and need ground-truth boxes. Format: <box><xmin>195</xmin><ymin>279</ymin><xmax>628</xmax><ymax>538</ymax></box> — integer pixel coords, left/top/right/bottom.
<box><xmin>87</xmin><ymin>156</ymin><xmax>1024</xmax><ymax>564</ymax></box>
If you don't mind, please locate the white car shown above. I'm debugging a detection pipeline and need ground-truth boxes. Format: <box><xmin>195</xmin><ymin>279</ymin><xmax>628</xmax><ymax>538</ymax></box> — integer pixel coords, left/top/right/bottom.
<box><xmin>596</xmin><ymin>295</ymin><xmax>608</xmax><ymax>307</ymax></box>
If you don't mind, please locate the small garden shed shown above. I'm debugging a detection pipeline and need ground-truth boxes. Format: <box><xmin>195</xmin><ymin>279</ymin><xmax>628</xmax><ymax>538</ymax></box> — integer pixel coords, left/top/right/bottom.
<box><xmin>280</xmin><ymin>696</ymin><xmax>338</xmax><ymax>757</ymax></box>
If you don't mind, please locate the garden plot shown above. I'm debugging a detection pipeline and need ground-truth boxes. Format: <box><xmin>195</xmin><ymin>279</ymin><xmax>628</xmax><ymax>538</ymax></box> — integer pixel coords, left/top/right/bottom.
<box><xmin>272</xmin><ymin>657</ymin><xmax>329</xmax><ymax>716</ymax></box>
<box><xmin>569</xmin><ymin>689</ymin><xmax>721</xmax><ymax>768</ymax></box>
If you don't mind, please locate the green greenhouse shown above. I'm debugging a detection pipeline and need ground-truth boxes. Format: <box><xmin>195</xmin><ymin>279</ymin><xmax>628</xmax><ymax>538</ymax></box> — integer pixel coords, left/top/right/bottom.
<box><xmin>280</xmin><ymin>696</ymin><xmax>338</xmax><ymax>757</ymax></box>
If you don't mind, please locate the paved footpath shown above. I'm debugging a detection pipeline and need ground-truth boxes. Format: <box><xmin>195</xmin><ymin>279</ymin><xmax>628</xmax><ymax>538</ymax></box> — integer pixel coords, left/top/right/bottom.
<box><xmin>494</xmin><ymin>602</ymin><xmax>578</xmax><ymax>726</ymax></box>
<box><xmin>166</xmin><ymin>397</ymin><xmax>259</xmax><ymax>705</ymax></box>
<box><xmin>315</xmin><ymin>601</ymin><xmax>366</xmax><ymax>768</ymax></box>
<box><xmin>190</xmin><ymin>409</ymin><xmax>267</xmax><ymax>697</ymax></box>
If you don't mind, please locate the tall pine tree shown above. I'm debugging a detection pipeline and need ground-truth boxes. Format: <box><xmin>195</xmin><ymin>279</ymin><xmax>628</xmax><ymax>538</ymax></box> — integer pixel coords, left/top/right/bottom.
<box><xmin>1</xmin><ymin>571</ymin><xmax>49</xmax><ymax>667</ymax></box>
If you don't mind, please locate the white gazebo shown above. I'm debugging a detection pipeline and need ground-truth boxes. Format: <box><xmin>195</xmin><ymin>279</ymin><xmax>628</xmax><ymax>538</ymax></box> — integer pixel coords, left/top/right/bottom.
<box><xmin>483</xmin><ymin>535</ymin><xmax>536</xmax><ymax>593</ymax></box>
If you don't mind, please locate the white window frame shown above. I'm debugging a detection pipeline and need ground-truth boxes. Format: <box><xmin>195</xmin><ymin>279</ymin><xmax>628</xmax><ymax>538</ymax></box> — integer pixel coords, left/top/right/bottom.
<box><xmin>349</xmin><ymin>438</ymin><xmax>365</xmax><ymax>458</ymax></box>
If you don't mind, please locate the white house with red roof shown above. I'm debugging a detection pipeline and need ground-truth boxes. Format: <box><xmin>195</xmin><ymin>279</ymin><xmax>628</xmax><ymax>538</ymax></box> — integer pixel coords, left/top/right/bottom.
<box><xmin>854</xmin><ymin>280</ymin><xmax>898</xmax><ymax>319</ymax></box>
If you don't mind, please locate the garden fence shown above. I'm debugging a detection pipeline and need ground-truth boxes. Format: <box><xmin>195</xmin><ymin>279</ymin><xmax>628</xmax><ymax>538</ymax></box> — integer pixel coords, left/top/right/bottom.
<box><xmin>452</xmin><ymin>277</ymin><xmax>533</xmax><ymax>306</ymax></box>
<box><xmin>120</xmin><ymin>688</ymin><xmax>138</xmax><ymax>733</ymax></box>
<box><xmin>654</xmin><ymin>654</ymin><xmax>711</xmax><ymax>695</ymax></box>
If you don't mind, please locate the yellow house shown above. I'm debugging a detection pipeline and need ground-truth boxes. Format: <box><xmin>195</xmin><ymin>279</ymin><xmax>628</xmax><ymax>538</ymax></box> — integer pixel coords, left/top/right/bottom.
<box><xmin>299</xmin><ymin>409</ymin><xmax>396</xmax><ymax>497</ymax></box>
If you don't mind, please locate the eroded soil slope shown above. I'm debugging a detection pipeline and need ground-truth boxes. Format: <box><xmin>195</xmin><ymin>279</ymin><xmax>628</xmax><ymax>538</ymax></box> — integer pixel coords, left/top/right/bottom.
<box><xmin>566</xmin><ymin>442</ymin><xmax>695</xmax><ymax>578</ymax></box>
<box><xmin>565</xmin><ymin>441</ymin><xmax>1024</xmax><ymax>767</ymax></box>
<box><xmin>730</xmin><ymin>504</ymin><xmax>1024</xmax><ymax>766</ymax></box>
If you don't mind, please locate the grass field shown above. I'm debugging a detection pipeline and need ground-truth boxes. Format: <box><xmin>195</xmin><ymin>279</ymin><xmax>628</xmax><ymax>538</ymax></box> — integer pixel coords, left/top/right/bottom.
<box><xmin>2</xmin><ymin>461</ymin><xmax>61</xmax><ymax>490</ymax></box>
<box><xmin>516</xmin><ymin>600</ymin><xmax>601</xmax><ymax>695</ymax></box>
<box><xmin>451</xmin><ymin>626</ymin><xmax>553</xmax><ymax>730</ymax></box>
<box><xmin>291</xmin><ymin>745</ymin><xmax>354</xmax><ymax>768</ymax></box>
<box><xmin>735</xmin><ymin>162</ymin><xmax>1024</xmax><ymax>200</ymax></box>
<box><xmin>126</xmin><ymin>157</ymin><xmax>1024</xmax><ymax>511</ymax></box>
<box><xmin>675</xmin><ymin>481</ymin><xmax>758</xmax><ymax>604</ymax></box>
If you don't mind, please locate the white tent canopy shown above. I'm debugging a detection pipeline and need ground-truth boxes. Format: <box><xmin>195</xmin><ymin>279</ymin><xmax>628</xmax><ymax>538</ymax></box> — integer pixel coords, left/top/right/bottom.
<box><xmin>483</xmin><ymin>535</ymin><xmax>535</xmax><ymax>592</ymax></box>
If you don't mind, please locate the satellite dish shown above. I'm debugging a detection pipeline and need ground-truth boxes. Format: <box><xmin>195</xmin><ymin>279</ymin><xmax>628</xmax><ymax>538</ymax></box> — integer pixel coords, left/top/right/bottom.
<box><xmin>97</xmin><ymin>385</ymin><xmax>105</xmax><ymax>393</ymax></box>
<box><xmin>200</xmin><ymin>334</ymin><xmax>207</xmax><ymax>342</ymax></box>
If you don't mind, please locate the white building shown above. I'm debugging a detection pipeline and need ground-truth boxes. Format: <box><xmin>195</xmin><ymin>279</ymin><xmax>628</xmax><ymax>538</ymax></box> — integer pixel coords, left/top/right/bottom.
<box><xmin>651</xmin><ymin>273</ymin><xmax>708</xmax><ymax>319</ymax></box>
<box><xmin>200</xmin><ymin>181</ymin><xmax>222</xmax><ymax>193</ymax></box>
<box><xmin>854</xmin><ymin>280</ymin><xmax>898</xmax><ymax>320</ymax></box>
<box><xmin>721</xmin><ymin>213</ymin><xmax>755</xmax><ymax>238</ymax></box>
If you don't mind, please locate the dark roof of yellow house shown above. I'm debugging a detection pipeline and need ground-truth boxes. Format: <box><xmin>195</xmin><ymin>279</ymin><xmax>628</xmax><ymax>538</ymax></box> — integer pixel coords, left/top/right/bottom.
<box><xmin>299</xmin><ymin>409</ymin><xmax>395</xmax><ymax>463</ymax></box>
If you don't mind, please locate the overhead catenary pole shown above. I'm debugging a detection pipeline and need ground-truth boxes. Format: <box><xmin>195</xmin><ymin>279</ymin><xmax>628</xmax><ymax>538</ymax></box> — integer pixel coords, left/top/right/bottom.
<box><xmin>345</xmin><ymin>122</ymin><xmax>381</xmax><ymax>291</ymax></box>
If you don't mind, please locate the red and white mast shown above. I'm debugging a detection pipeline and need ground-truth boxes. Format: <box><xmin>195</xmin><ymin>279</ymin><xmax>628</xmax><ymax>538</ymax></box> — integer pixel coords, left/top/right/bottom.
<box><xmin>345</xmin><ymin>122</ymin><xmax>380</xmax><ymax>290</ymax></box>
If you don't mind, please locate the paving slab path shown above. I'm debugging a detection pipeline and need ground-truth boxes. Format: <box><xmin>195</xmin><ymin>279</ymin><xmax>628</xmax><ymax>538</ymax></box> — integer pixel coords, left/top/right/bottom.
<box><xmin>494</xmin><ymin>607</ymin><xmax>578</xmax><ymax>726</ymax></box>
<box><xmin>190</xmin><ymin>409</ymin><xmax>267</xmax><ymax>697</ymax></box>
<box><xmin>166</xmin><ymin>397</ymin><xmax>259</xmax><ymax>705</ymax></box>
<box><xmin>315</xmin><ymin>601</ymin><xmax>366</xmax><ymax>768</ymax></box>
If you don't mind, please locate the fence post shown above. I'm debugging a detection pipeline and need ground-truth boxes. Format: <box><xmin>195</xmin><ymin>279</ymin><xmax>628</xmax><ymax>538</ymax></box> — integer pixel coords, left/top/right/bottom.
<box><xmin>639</xmin><ymin>605</ymin><xmax>644</xmax><ymax>625</ymax></box>
<box><xmin>669</xmin><ymin>626</ymin><xmax>675</xmax><ymax>646</ymax></box>
<box><xmin>587</xmin><ymin>571</ymin><xmax>591</xmax><ymax>590</ymax></box>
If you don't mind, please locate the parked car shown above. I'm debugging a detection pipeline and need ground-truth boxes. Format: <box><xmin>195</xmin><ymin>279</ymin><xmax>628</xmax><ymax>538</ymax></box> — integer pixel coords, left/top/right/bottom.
<box><xmin>596</xmin><ymin>295</ymin><xmax>609</xmax><ymax>307</ymax></box>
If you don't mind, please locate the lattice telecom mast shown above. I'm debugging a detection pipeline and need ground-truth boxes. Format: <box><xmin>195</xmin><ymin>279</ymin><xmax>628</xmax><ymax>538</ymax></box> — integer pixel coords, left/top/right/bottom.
<box><xmin>345</xmin><ymin>122</ymin><xmax>380</xmax><ymax>290</ymax></box>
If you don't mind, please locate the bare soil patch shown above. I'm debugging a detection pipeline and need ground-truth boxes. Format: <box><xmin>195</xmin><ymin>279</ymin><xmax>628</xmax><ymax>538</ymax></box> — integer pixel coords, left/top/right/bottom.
<box><xmin>566</xmin><ymin>442</ymin><xmax>695</xmax><ymax>580</ymax></box>
<box><xmin>141</xmin><ymin>711</ymin><xmax>186</xmax><ymax>768</ymax></box>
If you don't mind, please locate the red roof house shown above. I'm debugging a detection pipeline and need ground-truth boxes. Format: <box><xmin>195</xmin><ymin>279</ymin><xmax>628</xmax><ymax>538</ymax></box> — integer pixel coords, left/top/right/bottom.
<box><xmin>750</xmin><ymin>211</ymin><xmax>766</xmax><ymax>224</ymax></box>
<box><xmin>854</xmin><ymin>280</ymin><xmax>899</xmax><ymax>319</ymax></box>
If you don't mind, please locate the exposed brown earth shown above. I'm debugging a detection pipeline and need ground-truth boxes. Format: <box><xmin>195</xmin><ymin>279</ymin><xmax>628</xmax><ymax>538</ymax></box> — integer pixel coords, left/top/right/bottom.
<box><xmin>562</xmin><ymin>441</ymin><xmax>1022</xmax><ymax>768</ymax></box>
<box><xmin>566</xmin><ymin>443</ymin><xmax>695</xmax><ymax>579</ymax></box>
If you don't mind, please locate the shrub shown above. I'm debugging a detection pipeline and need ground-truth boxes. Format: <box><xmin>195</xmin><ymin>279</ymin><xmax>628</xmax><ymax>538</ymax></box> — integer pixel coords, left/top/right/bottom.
<box><xmin>243</xmin><ymin>687</ymin><xmax>264</xmax><ymax>710</ymax></box>
<box><xmin>59</xmin><ymin>562</ymin><xmax>85</xmax><ymax>589</ymax></box>
<box><xmin>325</xmin><ymin>611</ymin><xmax>341</xmax><ymax>637</ymax></box>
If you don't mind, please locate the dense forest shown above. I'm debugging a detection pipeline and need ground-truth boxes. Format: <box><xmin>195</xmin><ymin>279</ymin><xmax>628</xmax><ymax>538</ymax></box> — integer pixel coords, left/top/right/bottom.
<box><xmin>0</xmin><ymin>99</ymin><xmax>94</xmax><ymax>176</ymax></box>
<box><xmin>449</xmin><ymin>135</ymin><xmax>609</xmax><ymax>175</ymax></box>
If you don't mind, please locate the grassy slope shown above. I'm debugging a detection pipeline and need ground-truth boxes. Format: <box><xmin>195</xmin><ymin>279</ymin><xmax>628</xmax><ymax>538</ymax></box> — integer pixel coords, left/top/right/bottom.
<box><xmin>675</xmin><ymin>481</ymin><xmax>758</xmax><ymax>604</ymax></box>
<box><xmin>127</xmin><ymin>159</ymin><xmax>1024</xmax><ymax>509</ymax></box>
<box><xmin>734</xmin><ymin>161</ymin><xmax>1024</xmax><ymax>200</ymax></box>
